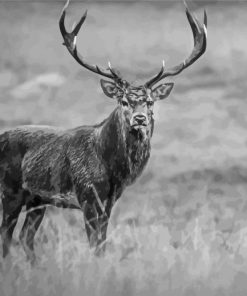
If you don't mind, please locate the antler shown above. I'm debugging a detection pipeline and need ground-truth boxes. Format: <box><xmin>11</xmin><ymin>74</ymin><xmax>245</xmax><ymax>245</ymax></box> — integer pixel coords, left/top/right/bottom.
<box><xmin>59</xmin><ymin>0</ymin><xmax>120</xmax><ymax>80</ymax></box>
<box><xmin>145</xmin><ymin>3</ymin><xmax>207</xmax><ymax>89</ymax></box>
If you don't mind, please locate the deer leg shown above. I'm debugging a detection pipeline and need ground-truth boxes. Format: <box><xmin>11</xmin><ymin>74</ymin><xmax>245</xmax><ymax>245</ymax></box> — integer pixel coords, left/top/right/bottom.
<box><xmin>19</xmin><ymin>196</ymin><xmax>46</xmax><ymax>263</ymax></box>
<box><xmin>83</xmin><ymin>188</ymin><xmax>115</xmax><ymax>256</ymax></box>
<box><xmin>95</xmin><ymin>214</ymin><xmax>110</xmax><ymax>256</ymax></box>
<box><xmin>0</xmin><ymin>191</ymin><xmax>23</xmax><ymax>258</ymax></box>
<box><xmin>77</xmin><ymin>182</ymin><xmax>118</xmax><ymax>256</ymax></box>
<box><xmin>84</xmin><ymin>203</ymin><xmax>110</xmax><ymax>256</ymax></box>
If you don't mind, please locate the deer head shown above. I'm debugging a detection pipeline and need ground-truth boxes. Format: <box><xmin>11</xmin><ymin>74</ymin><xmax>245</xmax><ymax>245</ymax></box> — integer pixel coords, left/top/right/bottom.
<box><xmin>59</xmin><ymin>0</ymin><xmax>207</xmax><ymax>139</ymax></box>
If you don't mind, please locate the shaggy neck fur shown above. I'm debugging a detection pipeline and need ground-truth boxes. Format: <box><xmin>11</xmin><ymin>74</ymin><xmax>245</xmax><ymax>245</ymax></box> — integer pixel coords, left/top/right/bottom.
<box><xmin>96</xmin><ymin>106</ymin><xmax>153</xmax><ymax>185</ymax></box>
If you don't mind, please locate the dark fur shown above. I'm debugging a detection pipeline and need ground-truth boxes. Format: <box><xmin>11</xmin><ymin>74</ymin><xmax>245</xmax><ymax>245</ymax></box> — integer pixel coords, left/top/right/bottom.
<box><xmin>0</xmin><ymin>106</ymin><xmax>153</xmax><ymax>260</ymax></box>
<box><xmin>0</xmin><ymin>0</ymin><xmax>207</xmax><ymax>262</ymax></box>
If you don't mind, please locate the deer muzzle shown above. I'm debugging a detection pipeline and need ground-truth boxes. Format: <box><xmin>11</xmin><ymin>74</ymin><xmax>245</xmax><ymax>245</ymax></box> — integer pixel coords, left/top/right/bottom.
<box><xmin>131</xmin><ymin>112</ymin><xmax>148</xmax><ymax>128</ymax></box>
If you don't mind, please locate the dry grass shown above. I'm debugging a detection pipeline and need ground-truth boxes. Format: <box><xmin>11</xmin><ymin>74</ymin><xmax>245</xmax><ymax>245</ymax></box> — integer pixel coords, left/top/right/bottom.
<box><xmin>1</xmin><ymin>178</ymin><xmax>247</xmax><ymax>296</ymax></box>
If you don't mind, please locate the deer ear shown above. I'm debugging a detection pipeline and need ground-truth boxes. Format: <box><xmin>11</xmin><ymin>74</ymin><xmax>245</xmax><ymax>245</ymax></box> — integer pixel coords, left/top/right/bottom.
<box><xmin>100</xmin><ymin>79</ymin><xmax>119</xmax><ymax>99</ymax></box>
<box><xmin>151</xmin><ymin>83</ymin><xmax>174</xmax><ymax>101</ymax></box>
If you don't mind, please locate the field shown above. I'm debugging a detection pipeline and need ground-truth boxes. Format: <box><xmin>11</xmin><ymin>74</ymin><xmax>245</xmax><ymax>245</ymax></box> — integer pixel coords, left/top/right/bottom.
<box><xmin>1</xmin><ymin>0</ymin><xmax>247</xmax><ymax>295</ymax></box>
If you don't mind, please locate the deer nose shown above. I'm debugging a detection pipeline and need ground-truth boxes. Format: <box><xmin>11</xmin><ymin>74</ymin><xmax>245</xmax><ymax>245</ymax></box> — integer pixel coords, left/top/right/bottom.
<box><xmin>134</xmin><ymin>114</ymin><xmax>147</xmax><ymax>125</ymax></box>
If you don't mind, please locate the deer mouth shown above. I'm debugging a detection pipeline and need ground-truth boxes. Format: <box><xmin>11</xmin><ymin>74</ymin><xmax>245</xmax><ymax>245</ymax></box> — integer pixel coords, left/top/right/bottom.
<box><xmin>131</xmin><ymin>123</ymin><xmax>148</xmax><ymax>129</ymax></box>
<box><xmin>130</xmin><ymin>125</ymin><xmax>149</xmax><ymax>141</ymax></box>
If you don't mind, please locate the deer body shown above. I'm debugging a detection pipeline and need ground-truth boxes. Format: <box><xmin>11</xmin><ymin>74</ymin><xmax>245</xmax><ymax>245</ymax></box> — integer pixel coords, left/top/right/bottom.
<box><xmin>0</xmin><ymin>106</ymin><xmax>152</xmax><ymax>260</ymax></box>
<box><xmin>21</xmin><ymin>106</ymin><xmax>152</xmax><ymax>196</ymax></box>
<box><xmin>22</xmin><ymin>106</ymin><xmax>151</xmax><ymax>194</ymax></box>
<box><xmin>0</xmin><ymin>0</ymin><xmax>207</xmax><ymax>262</ymax></box>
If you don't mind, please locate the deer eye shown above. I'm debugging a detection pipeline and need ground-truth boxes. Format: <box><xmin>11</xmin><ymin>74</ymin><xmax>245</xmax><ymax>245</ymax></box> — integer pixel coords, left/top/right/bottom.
<box><xmin>147</xmin><ymin>100</ymin><xmax>154</xmax><ymax>107</ymax></box>
<box><xmin>121</xmin><ymin>100</ymin><xmax>129</xmax><ymax>107</ymax></box>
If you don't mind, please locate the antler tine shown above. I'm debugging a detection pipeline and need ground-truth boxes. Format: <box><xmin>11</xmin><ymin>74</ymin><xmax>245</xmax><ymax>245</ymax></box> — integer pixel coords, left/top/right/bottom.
<box><xmin>204</xmin><ymin>9</ymin><xmax>207</xmax><ymax>30</ymax></box>
<box><xmin>107</xmin><ymin>62</ymin><xmax>119</xmax><ymax>78</ymax></box>
<box><xmin>144</xmin><ymin>60</ymin><xmax>165</xmax><ymax>89</ymax></box>
<box><xmin>145</xmin><ymin>3</ymin><xmax>207</xmax><ymax>88</ymax></box>
<box><xmin>59</xmin><ymin>0</ymin><xmax>119</xmax><ymax>80</ymax></box>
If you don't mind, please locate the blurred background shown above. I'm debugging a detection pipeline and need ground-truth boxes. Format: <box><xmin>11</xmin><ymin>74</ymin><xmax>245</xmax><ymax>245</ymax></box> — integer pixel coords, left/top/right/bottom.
<box><xmin>1</xmin><ymin>0</ymin><xmax>247</xmax><ymax>295</ymax></box>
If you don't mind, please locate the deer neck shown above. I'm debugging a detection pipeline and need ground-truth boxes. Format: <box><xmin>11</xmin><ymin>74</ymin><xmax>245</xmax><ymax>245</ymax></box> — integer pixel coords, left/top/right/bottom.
<box><xmin>97</xmin><ymin>107</ymin><xmax>127</xmax><ymax>160</ymax></box>
<box><xmin>97</xmin><ymin>107</ymin><xmax>153</xmax><ymax>183</ymax></box>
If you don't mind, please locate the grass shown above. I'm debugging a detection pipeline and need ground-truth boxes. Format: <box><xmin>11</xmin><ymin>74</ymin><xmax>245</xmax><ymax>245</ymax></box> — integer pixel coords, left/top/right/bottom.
<box><xmin>1</xmin><ymin>174</ymin><xmax>247</xmax><ymax>296</ymax></box>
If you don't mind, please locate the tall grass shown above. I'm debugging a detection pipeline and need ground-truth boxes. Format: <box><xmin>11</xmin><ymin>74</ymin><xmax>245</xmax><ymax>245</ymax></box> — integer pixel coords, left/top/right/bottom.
<box><xmin>1</xmin><ymin>180</ymin><xmax>247</xmax><ymax>296</ymax></box>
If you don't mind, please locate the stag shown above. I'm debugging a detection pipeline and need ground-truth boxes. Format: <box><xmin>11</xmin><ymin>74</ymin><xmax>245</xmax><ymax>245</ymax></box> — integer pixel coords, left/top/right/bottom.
<box><xmin>0</xmin><ymin>0</ymin><xmax>207</xmax><ymax>262</ymax></box>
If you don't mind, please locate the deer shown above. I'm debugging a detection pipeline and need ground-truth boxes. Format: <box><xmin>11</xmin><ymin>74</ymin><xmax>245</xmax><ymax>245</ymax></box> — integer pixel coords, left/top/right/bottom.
<box><xmin>0</xmin><ymin>0</ymin><xmax>207</xmax><ymax>263</ymax></box>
